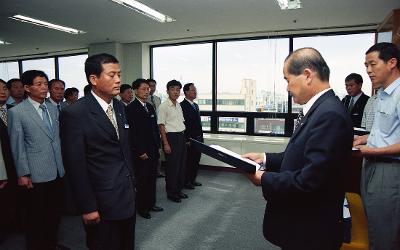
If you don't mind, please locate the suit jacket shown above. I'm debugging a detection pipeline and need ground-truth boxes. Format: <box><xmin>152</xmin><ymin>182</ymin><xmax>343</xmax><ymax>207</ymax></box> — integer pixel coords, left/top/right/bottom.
<box><xmin>45</xmin><ymin>98</ymin><xmax>68</xmax><ymax>112</ymax></box>
<box><xmin>180</xmin><ymin>99</ymin><xmax>203</xmax><ymax>142</ymax></box>
<box><xmin>342</xmin><ymin>93</ymin><xmax>369</xmax><ymax>127</ymax></box>
<box><xmin>0</xmin><ymin>140</ymin><xmax>6</xmax><ymax>180</ymax></box>
<box><xmin>147</xmin><ymin>95</ymin><xmax>161</xmax><ymax>112</ymax></box>
<box><xmin>0</xmin><ymin>104</ymin><xmax>16</xmax><ymax>183</ymax></box>
<box><xmin>261</xmin><ymin>90</ymin><xmax>353</xmax><ymax>248</ymax></box>
<box><xmin>126</xmin><ymin>98</ymin><xmax>160</xmax><ymax>159</ymax></box>
<box><xmin>8</xmin><ymin>99</ymin><xmax>64</xmax><ymax>183</ymax></box>
<box><xmin>60</xmin><ymin>93</ymin><xmax>135</xmax><ymax>220</ymax></box>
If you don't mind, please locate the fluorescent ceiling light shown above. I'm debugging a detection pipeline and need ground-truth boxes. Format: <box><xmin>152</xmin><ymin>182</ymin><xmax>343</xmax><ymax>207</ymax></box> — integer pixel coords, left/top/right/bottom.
<box><xmin>0</xmin><ymin>40</ymin><xmax>11</xmax><ymax>45</ymax></box>
<box><xmin>276</xmin><ymin>0</ymin><xmax>302</xmax><ymax>10</ymax></box>
<box><xmin>111</xmin><ymin>0</ymin><xmax>175</xmax><ymax>23</ymax></box>
<box><xmin>9</xmin><ymin>14</ymin><xmax>86</xmax><ymax>34</ymax></box>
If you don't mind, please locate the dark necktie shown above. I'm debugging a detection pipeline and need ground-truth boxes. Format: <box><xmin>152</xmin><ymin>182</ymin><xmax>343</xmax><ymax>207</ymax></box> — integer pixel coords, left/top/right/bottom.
<box><xmin>192</xmin><ymin>102</ymin><xmax>199</xmax><ymax>112</ymax></box>
<box><xmin>39</xmin><ymin>104</ymin><xmax>53</xmax><ymax>135</ymax></box>
<box><xmin>0</xmin><ymin>107</ymin><xmax>7</xmax><ymax>126</ymax></box>
<box><xmin>150</xmin><ymin>95</ymin><xmax>155</xmax><ymax>108</ymax></box>
<box><xmin>144</xmin><ymin>103</ymin><xmax>149</xmax><ymax>113</ymax></box>
<box><xmin>57</xmin><ymin>103</ymin><xmax>61</xmax><ymax>112</ymax></box>
<box><xmin>348</xmin><ymin>97</ymin><xmax>354</xmax><ymax>111</ymax></box>
<box><xmin>294</xmin><ymin>110</ymin><xmax>304</xmax><ymax>131</ymax></box>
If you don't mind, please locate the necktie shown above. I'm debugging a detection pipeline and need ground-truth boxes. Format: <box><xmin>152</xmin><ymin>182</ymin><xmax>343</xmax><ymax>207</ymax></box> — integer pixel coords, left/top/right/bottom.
<box><xmin>39</xmin><ymin>104</ymin><xmax>53</xmax><ymax>135</ymax></box>
<box><xmin>144</xmin><ymin>103</ymin><xmax>149</xmax><ymax>113</ymax></box>
<box><xmin>294</xmin><ymin>110</ymin><xmax>304</xmax><ymax>131</ymax></box>
<box><xmin>192</xmin><ymin>102</ymin><xmax>198</xmax><ymax>112</ymax></box>
<box><xmin>348</xmin><ymin>97</ymin><xmax>354</xmax><ymax>111</ymax></box>
<box><xmin>57</xmin><ymin>103</ymin><xmax>61</xmax><ymax>112</ymax></box>
<box><xmin>150</xmin><ymin>95</ymin><xmax>155</xmax><ymax>108</ymax></box>
<box><xmin>0</xmin><ymin>107</ymin><xmax>7</xmax><ymax>126</ymax></box>
<box><xmin>106</xmin><ymin>105</ymin><xmax>119</xmax><ymax>139</ymax></box>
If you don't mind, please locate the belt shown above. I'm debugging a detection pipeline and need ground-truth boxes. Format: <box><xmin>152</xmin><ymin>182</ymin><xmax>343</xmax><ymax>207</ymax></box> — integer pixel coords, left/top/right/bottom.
<box><xmin>366</xmin><ymin>156</ymin><xmax>400</xmax><ymax>163</ymax></box>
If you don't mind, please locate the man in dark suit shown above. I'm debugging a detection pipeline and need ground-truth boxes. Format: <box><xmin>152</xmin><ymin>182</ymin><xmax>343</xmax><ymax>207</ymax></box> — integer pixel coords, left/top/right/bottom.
<box><xmin>126</xmin><ymin>79</ymin><xmax>163</xmax><ymax>219</ymax></box>
<box><xmin>244</xmin><ymin>48</ymin><xmax>353</xmax><ymax>250</ymax></box>
<box><xmin>180</xmin><ymin>83</ymin><xmax>203</xmax><ymax>189</ymax></box>
<box><xmin>8</xmin><ymin>70</ymin><xmax>67</xmax><ymax>250</ymax></box>
<box><xmin>341</xmin><ymin>73</ymin><xmax>369</xmax><ymax>127</ymax></box>
<box><xmin>60</xmin><ymin>53</ymin><xmax>136</xmax><ymax>250</ymax></box>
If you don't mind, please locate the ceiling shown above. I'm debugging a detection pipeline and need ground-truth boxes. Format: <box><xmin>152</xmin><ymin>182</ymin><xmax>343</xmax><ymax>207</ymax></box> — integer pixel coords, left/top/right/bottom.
<box><xmin>0</xmin><ymin>0</ymin><xmax>399</xmax><ymax>60</ymax></box>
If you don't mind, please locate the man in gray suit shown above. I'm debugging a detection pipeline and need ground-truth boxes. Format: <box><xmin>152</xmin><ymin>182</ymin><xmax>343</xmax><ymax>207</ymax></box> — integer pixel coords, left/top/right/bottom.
<box><xmin>8</xmin><ymin>70</ymin><xmax>68</xmax><ymax>250</ymax></box>
<box><xmin>46</xmin><ymin>79</ymin><xmax>67</xmax><ymax>112</ymax></box>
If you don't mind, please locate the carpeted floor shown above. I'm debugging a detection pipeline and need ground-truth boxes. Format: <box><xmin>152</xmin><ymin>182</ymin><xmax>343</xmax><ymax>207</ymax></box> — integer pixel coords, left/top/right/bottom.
<box><xmin>0</xmin><ymin>169</ymin><xmax>279</xmax><ymax>250</ymax></box>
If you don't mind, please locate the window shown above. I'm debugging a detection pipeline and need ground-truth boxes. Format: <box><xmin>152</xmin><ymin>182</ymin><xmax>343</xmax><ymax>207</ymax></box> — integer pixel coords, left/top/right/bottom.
<box><xmin>218</xmin><ymin>117</ymin><xmax>246</xmax><ymax>133</ymax></box>
<box><xmin>58</xmin><ymin>54</ymin><xmax>88</xmax><ymax>97</ymax></box>
<box><xmin>152</xmin><ymin>43</ymin><xmax>212</xmax><ymax>109</ymax></box>
<box><xmin>217</xmin><ymin>38</ymin><xmax>289</xmax><ymax>112</ymax></box>
<box><xmin>255</xmin><ymin>118</ymin><xmax>285</xmax><ymax>135</ymax></box>
<box><xmin>293</xmin><ymin>33</ymin><xmax>375</xmax><ymax>101</ymax></box>
<box><xmin>201</xmin><ymin>116</ymin><xmax>211</xmax><ymax>132</ymax></box>
<box><xmin>22</xmin><ymin>58</ymin><xmax>56</xmax><ymax>79</ymax></box>
<box><xmin>0</xmin><ymin>61</ymin><xmax>19</xmax><ymax>81</ymax></box>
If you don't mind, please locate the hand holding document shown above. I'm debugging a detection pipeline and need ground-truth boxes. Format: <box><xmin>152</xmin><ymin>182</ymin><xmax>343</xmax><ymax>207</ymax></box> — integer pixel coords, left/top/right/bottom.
<box><xmin>190</xmin><ymin>138</ymin><xmax>261</xmax><ymax>173</ymax></box>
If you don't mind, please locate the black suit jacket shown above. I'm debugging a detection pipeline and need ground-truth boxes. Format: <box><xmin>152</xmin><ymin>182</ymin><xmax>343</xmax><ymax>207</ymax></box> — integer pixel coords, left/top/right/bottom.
<box><xmin>126</xmin><ymin>98</ymin><xmax>160</xmax><ymax>159</ymax></box>
<box><xmin>0</xmin><ymin>104</ymin><xmax>16</xmax><ymax>183</ymax></box>
<box><xmin>180</xmin><ymin>99</ymin><xmax>203</xmax><ymax>142</ymax></box>
<box><xmin>60</xmin><ymin>93</ymin><xmax>135</xmax><ymax>220</ymax></box>
<box><xmin>342</xmin><ymin>93</ymin><xmax>369</xmax><ymax>127</ymax></box>
<box><xmin>261</xmin><ymin>90</ymin><xmax>353</xmax><ymax>249</ymax></box>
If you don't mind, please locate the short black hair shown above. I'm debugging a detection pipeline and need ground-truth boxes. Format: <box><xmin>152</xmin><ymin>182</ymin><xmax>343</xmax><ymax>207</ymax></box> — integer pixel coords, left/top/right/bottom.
<box><xmin>166</xmin><ymin>80</ymin><xmax>182</xmax><ymax>90</ymax></box>
<box><xmin>147</xmin><ymin>78</ymin><xmax>156</xmax><ymax>84</ymax></box>
<box><xmin>120</xmin><ymin>84</ymin><xmax>132</xmax><ymax>93</ymax></box>
<box><xmin>285</xmin><ymin>47</ymin><xmax>330</xmax><ymax>82</ymax></box>
<box><xmin>48</xmin><ymin>79</ymin><xmax>66</xmax><ymax>89</ymax></box>
<box><xmin>345</xmin><ymin>73</ymin><xmax>363</xmax><ymax>85</ymax></box>
<box><xmin>6</xmin><ymin>78</ymin><xmax>21</xmax><ymax>89</ymax></box>
<box><xmin>183</xmin><ymin>83</ymin><xmax>194</xmax><ymax>94</ymax></box>
<box><xmin>21</xmin><ymin>70</ymin><xmax>49</xmax><ymax>86</ymax></box>
<box><xmin>64</xmin><ymin>87</ymin><xmax>79</xmax><ymax>99</ymax></box>
<box><xmin>366</xmin><ymin>42</ymin><xmax>400</xmax><ymax>69</ymax></box>
<box><xmin>83</xmin><ymin>84</ymin><xmax>92</xmax><ymax>96</ymax></box>
<box><xmin>0</xmin><ymin>79</ymin><xmax>6</xmax><ymax>85</ymax></box>
<box><xmin>131</xmin><ymin>78</ymin><xmax>149</xmax><ymax>90</ymax></box>
<box><xmin>85</xmin><ymin>53</ymin><xmax>119</xmax><ymax>85</ymax></box>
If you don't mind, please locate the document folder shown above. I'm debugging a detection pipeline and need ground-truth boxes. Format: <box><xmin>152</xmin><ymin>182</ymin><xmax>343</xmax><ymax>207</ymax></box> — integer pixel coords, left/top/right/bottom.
<box><xmin>190</xmin><ymin>138</ymin><xmax>260</xmax><ymax>173</ymax></box>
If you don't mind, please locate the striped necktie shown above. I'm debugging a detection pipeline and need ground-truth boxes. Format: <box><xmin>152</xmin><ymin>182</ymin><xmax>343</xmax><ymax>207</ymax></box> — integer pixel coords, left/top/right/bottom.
<box><xmin>106</xmin><ymin>105</ymin><xmax>119</xmax><ymax>139</ymax></box>
<box><xmin>0</xmin><ymin>107</ymin><xmax>7</xmax><ymax>126</ymax></box>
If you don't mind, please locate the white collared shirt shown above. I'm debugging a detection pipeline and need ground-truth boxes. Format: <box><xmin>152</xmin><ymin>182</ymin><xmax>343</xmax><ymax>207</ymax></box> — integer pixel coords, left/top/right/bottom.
<box><xmin>302</xmin><ymin>88</ymin><xmax>332</xmax><ymax>115</ymax></box>
<box><xmin>157</xmin><ymin>98</ymin><xmax>185</xmax><ymax>132</ymax></box>
<box><xmin>91</xmin><ymin>90</ymin><xmax>117</xmax><ymax>121</ymax></box>
<box><xmin>28</xmin><ymin>97</ymin><xmax>52</xmax><ymax>125</ymax></box>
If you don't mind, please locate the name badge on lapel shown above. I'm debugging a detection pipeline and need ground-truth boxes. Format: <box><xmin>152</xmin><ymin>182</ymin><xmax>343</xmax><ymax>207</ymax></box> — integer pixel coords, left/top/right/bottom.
<box><xmin>124</xmin><ymin>124</ymin><xmax>129</xmax><ymax>129</ymax></box>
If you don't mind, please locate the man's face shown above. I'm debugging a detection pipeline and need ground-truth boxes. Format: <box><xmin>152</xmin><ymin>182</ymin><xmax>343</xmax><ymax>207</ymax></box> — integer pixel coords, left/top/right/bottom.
<box><xmin>167</xmin><ymin>86</ymin><xmax>181</xmax><ymax>101</ymax></box>
<box><xmin>91</xmin><ymin>63</ymin><xmax>121</xmax><ymax>100</ymax></box>
<box><xmin>283</xmin><ymin>63</ymin><xmax>310</xmax><ymax>105</ymax></box>
<box><xmin>185</xmin><ymin>85</ymin><xmax>197</xmax><ymax>100</ymax></box>
<box><xmin>135</xmin><ymin>83</ymin><xmax>150</xmax><ymax>102</ymax></box>
<box><xmin>66</xmin><ymin>91</ymin><xmax>79</xmax><ymax>104</ymax></box>
<box><xmin>49</xmin><ymin>81</ymin><xmax>65</xmax><ymax>103</ymax></box>
<box><xmin>345</xmin><ymin>80</ymin><xmax>362</xmax><ymax>97</ymax></box>
<box><xmin>120</xmin><ymin>88</ymin><xmax>133</xmax><ymax>103</ymax></box>
<box><xmin>365</xmin><ymin>51</ymin><xmax>393</xmax><ymax>89</ymax></box>
<box><xmin>149</xmin><ymin>81</ymin><xmax>156</xmax><ymax>95</ymax></box>
<box><xmin>0</xmin><ymin>82</ymin><xmax>10</xmax><ymax>104</ymax></box>
<box><xmin>25</xmin><ymin>76</ymin><xmax>48</xmax><ymax>103</ymax></box>
<box><xmin>10</xmin><ymin>80</ymin><xmax>25</xmax><ymax>99</ymax></box>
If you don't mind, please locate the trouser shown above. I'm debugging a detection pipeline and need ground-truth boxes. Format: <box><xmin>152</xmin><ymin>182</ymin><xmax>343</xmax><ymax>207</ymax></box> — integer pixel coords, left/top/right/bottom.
<box><xmin>135</xmin><ymin>155</ymin><xmax>158</xmax><ymax>213</ymax></box>
<box><xmin>185</xmin><ymin>143</ymin><xmax>201</xmax><ymax>184</ymax></box>
<box><xmin>165</xmin><ymin>132</ymin><xmax>186</xmax><ymax>196</ymax></box>
<box><xmin>84</xmin><ymin>215</ymin><xmax>136</xmax><ymax>250</ymax></box>
<box><xmin>361</xmin><ymin>159</ymin><xmax>400</xmax><ymax>250</ymax></box>
<box><xmin>25</xmin><ymin>177</ymin><xmax>64</xmax><ymax>250</ymax></box>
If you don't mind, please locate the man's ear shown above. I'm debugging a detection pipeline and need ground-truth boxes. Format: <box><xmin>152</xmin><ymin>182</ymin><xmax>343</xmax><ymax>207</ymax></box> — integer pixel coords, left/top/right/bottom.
<box><xmin>303</xmin><ymin>68</ymin><xmax>313</xmax><ymax>85</ymax></box>
<box><xmin>89</xmin><ymin>75</ymin><xmax>97</xmax><ymax>86</ymax></box>
<box><xmin>387</xmin><ymin>57</ymin><xmax>398</xmax><ymax>70</ymax></box>
<box><xmin>24</xmin><ymin>85</ymin><xmax>30</xmax><ymax>93</ymax></box>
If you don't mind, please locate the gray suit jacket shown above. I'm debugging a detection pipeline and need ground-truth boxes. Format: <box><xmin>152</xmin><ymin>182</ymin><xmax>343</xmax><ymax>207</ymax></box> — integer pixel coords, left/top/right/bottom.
<box><xmin>8</xmin><ymin>99</ymin><xmax>64</xmax><ymax>183</ymax></box>
<box><xmin>45</xmin><ymin>98</ymin><xmax>67</xmax><ymax>112</ymax></box>
<box><xmin>0</xmin><ymin>140</ymin><xmax>7</xmax><ymax>180</ymax></box>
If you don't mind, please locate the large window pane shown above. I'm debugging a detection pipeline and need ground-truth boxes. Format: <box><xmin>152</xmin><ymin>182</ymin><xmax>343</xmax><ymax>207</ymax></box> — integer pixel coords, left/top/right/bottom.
<box><xmin>218</xmin><ymin>117</ymin><xmax>246</xmax><ymax>133</ymax></box>
<box><xmin>58</xmin><ymin>54</ymin><xmax>88</xmax><ymax>97</ymax></box>
<box><xmin>293</xmin><ymin>33</ymin><xmax>375</xmax><ymax>102</ymax></box>
<box><xmin>0</xmin><ymin>61</ymin><xmax>19</xmax><ymax>81</ymax></box>
<box><xmin>217</xmin><ymin>38</ymin><xmax>289</xmax><ymax>112</ymax></box>
<box><xmin>255</xmin><ymin>118</ymin><xmax>285</xmax><ymax>135</ymax></box>
<box><xmin>22</xmin><ymin>58</ymin><xmax>55</xmax><ymax>79</ymax></box>
<box><xmin>201</xmin><ymin>116</ymin><xmax>211</xmax><ymax>132</ymax></box>
<box><xmin>152</xmin><ymin>43</ymin><xmax>212</xmax><ymax>110</ymax></box>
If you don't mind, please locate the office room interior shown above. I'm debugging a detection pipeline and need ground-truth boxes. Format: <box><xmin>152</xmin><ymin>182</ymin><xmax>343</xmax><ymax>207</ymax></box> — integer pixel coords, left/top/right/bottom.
<box><xmin>1</xmin><ymin>0</ymin><xmax>400</xmax><ymax>249</ymax></box>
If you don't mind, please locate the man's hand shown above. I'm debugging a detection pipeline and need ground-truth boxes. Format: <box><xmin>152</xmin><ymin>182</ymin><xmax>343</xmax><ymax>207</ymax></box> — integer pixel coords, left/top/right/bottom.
<box><xmin>0</xmin><ymin>180</ymin><xmax>7</xmax><ymax>189</ymax></box>
<box><xmin>246</xmin><ymin>170</ymin><xmax>265</xmax><ymax>186</ymax></box>
<box><xmin>18</xmin><ymin>176</ymin><xmax>33</xmax><ymax>189</ymax></box>
<box><xmin>163</xmin><ymin>143</ymin><xmax>171</xmax><ymax>154</ymax></box>
<box><xmin>353</xmin><ymin>135</ymin><xmax>368</xmax><ymax>147</ymax></box>
<box><xmin>242</xmin><ymin>152</ymin><xmax>264</xmax><ymax>164</ymax></box>
<box><xmin>82</xmin><ymin>211</ymin><xmax>101</xmax><ymax>225</ymax></box>
<box><xmin>356</xmin><ymin>145</ymin><xmax>377</xmax><ymax>156</ymax></box>
<box><xmin>139</xmin><ymin>153</ymin><xmax>149</xmax><ymax>160</ymax></box>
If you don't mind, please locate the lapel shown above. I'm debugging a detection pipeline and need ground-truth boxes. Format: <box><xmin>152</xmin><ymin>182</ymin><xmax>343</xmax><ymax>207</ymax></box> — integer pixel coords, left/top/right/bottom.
<box><xmin>87</xmin><ymin>93</ymin><xmax>119</xmax><ymax>140</ymax></box>
<box><xmin>290</xmin><ymin>90</ymin><xmax>335</xmax><ymax>141</ymax></box>
<box><xmin>113</xmin><ymin>98</ymin><xmax>126</xmax><ymax>144</ymax></box>
<box><xmin>23</xmin><ymin>100</ymin><xmax>54</xmax><ymax>140</ymax></box>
